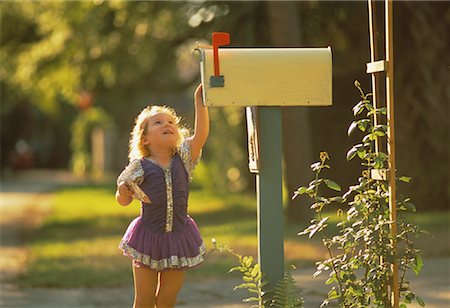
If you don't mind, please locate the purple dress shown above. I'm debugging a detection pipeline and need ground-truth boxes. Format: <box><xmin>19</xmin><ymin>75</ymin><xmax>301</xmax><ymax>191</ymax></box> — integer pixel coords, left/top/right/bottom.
<box><xmin>117</xmin><ymin>139</ymin><xmax>205</xmax><ymax>271</ymax></box>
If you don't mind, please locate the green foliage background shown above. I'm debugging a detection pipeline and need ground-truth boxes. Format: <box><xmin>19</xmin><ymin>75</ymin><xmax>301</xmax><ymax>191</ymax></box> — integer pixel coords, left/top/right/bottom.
<box><xmin>1</xmin><ymin>1</ymin><xmax>448</xmax><ymax>211</ymax></box>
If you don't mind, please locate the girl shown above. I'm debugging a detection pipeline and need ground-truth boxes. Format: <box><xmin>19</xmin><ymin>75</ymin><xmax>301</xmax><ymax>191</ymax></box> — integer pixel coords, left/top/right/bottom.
<box><xmin>115</xmin><ymin>84</ymin><xmax>208</xmax><ymax>308</ymax></box>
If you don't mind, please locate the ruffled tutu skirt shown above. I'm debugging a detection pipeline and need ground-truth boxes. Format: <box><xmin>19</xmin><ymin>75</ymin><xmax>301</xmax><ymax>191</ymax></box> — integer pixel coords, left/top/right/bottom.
<box><xmin>119</xmin><ymin>215</ymin><xmax>206</xmax><ymax>271</ymax></box>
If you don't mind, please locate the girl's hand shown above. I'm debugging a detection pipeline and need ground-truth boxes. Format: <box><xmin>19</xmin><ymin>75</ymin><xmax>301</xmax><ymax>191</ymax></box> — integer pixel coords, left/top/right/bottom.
<box><xmin>118</xmin><ymin>181</ymin><xmax>133</xmax><ymax>197</ymax></box>
<box><xmin>116</xmin><ymin>181</ymin><xmax>133</xmax><ymax>206</ymax></box>
<box><xmin>194</xmin><ymin>83</ymin><xmax>203</xmax><ymax>106</ymax></box>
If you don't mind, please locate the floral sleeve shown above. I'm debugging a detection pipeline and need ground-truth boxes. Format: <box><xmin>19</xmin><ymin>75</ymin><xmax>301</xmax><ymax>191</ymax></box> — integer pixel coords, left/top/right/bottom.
<box><xmin>178</xmin><ymin>138</ymin><xmax>201</xmax><ymax>180</ymax></box>
<box><xmin>117</xmin><ymin>159</ymin><xmax>150</xmax><ymax>203</ymax></box>
<box><xmin>117</xmin><ymin>159</ymin><xmax>144</xmax><ymax>185</ymax></box>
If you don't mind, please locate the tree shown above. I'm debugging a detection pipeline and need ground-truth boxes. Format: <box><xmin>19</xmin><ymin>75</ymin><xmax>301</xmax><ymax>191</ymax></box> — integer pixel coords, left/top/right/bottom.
<box><xmin>1</xmin><ymin>1</ymin><xmax>447</xmax><ymax>210</ymax></box>
<box><xmin>394</xmin><ymin>1</ymin><xmax>449</xmax><ymax>210</ymax></box>
<box><xmin>264</xmin><ymin>1</ymin><xmax>314</xmax><ymax>221</ymax></box>
<box><xmin>0</xmin><ymin>1</ymin><xmax>227</xmax><ymax>170</ymax></box>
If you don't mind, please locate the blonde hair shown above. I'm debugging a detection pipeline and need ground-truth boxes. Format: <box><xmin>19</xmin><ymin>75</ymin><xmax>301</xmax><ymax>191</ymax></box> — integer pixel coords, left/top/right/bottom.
<box><xmin>128</xmin><ymin>105</ymin><xmax>189</xmax><ymax>161</ymax></box>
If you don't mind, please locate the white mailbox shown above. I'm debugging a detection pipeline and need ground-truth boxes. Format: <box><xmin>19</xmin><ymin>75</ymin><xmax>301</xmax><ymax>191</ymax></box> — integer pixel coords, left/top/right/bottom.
<box><xmin>199</xmin><ymin>47</ymin><xmax>332</xmax><ymax>107</ymax></box>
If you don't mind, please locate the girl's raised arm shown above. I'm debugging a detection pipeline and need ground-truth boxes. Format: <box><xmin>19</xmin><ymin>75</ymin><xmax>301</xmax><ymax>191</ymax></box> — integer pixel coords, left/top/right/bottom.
<box><xmin>190</xmin><ymin>84</ymin><xmax>209</xmax><ymax>162</ymax></box>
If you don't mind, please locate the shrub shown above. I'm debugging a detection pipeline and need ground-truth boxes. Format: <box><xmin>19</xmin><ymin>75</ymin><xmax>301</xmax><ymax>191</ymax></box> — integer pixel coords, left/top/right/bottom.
<box><xmin>295</xmin><ymin>81</ymin><xmax>425</xmax><ymax>307</ymax></box>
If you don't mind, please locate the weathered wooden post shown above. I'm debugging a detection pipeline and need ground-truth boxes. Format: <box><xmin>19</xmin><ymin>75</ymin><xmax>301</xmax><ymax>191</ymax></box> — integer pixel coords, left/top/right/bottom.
<box><xmin>198</xmin><ymin>33</ymin><xmax>333</xmax><ymax>299</ymax></box>
<box><xmin>366</xmin><ymin>1</ymin><xmax>399</xmax><ymax>306</ymax></box>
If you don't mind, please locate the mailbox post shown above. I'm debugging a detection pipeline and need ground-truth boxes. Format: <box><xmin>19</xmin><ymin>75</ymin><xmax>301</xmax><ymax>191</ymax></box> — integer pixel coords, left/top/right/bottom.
<box><xmin>256</xmin><ymin>107</ymin><xmax>284</xmax><ymax>288</ymax></box>
<box><xmin>198</xmin><ymin>33</ymin><xmax>333</xmax><ymax>298</ymax></box>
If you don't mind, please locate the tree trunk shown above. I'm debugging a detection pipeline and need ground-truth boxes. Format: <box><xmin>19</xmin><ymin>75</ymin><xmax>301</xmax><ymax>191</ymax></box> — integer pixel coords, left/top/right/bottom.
<box><xmin>265</xmin><ymin>2</ymin><xmax>314</xmax><ymax>222</ymax></box>
<box><xmin>394</xmin><ymin>1</ymin><xmax>449</xmax><ymax>210</ymax></box>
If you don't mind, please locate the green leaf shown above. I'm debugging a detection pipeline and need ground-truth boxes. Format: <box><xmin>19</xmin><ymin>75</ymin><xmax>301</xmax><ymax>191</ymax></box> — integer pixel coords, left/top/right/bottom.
<box><xmin>242</xmin><ymin>256</ymin><xmax>253</xmax><ymax>268</ymax></box>
<box><xmin>348</xmin><ymin>121</ymin><xmax>358</xmax><ymax>136</ymax></box>
<box><xmin>377</xmin><ymin>151</ymin><xmax>388</xmax><ymax>159</ymax></box>
<box><xmin>298</xmin><ymin>229</ymin><xmax>309</xmax><ymax>236</ymax></box>
<box><xmin>399</xmin><ymin>176</ymin><xmax>412</xmax><ymax>183</ymax></box>
<box><xmin>376</xmin><ymin>107</ymin><xmax>387</xmax><ymax>115</ymax></box>
<box><xmin>373</xmin><ymin>130</ymin><xmax>385</xmax><ymax>137</ymax></box>
<box><xmin>248</xmin><ymin>288</ymin><xmax>261</xmax><ymax>294</ymax></box>
<box><xmin>251</xmin><ymin>264</ymin><xmax>260</xmax><ymax>278</ymax></box>
<box><xmin>298</xmin><ymin>186</ymin><xmax>308</xmax><ymax>194</ymax></box>
<box><xmin>234</xmin><ymin>282</ymin><xmax>257</xmax><ymax>290</ymax></box>
<box><xmin>368</xmin><ymin>132</ymin><xmax>378</xmax><ymax>140</ymax></box>
<box><xmin>308</xmin><ymin>224</ymin><xmax>321</xmax><ymax>239</ymax></box>
<box><xmin>346</xmin><ymin>147</ymin><xmax>358</xmax><ymax>161</ymax></box>
<box><xmin>309</xmin><ymin>217</ymin><xmax>329</xmax><ymax>238</ymax></box>
<box><xmin>330</xmin><ymin>196</ymin><xmax>344</xmax><ymax>203</ymax></box>
<box><xmin>373</xmin><ymin>156</ymin><xmax>385</xmax><ymax>169</ymax></box>
<box><xmin>356</xmin><ymin>147</ymin><xmax>366</xmax><ymax>159</ymax></box>
<box><xmin>328</xmin><ymin>288</ymin><xmax>340</xmax><ymax>300</ymax></box>
<box><xmin>367</xmin><ymin>106</ymin><xmax>382</xmax><ymax>115</ymax></box>
<box><xmin>405</xmin><ymin>202</ymin><xmax>416</xmax><ymax>212</ymax></box>
<box><xmin>412</xmin><ymin>254</ymin><xmax>423</xmax><ymax>275</ymax></box>
<box><xmin>292</xmin><ymin>186</ymin><xmax>308</xmax><ymax>200</ymax></box>
<box><xmin>311</xmin><ymin>162</ymin><xmax>322</xmax><ymax>172</ymax></box>
<box><xmin>354</xmin><ymin>80</ymin><xmax>365</xmax><ymax>98</ymax></box>
<box><xmin>357</xmin><ymin>119</ymin><xmax>371</xmax><ymax>132</ymax></box>
<box><xmin>243</xmin><ymin>297</ymin><xmax>260</xmax><ymax>303</ymax></box>
<box><xmin>310</xmin><ymin>202</ymin><xmax>324</xmax><ymax>210</ymax></box>
<box><xmin>352</xmin><ymin>101</ymin><xmax>365</xmax><ymax>116</ymax></box>
<box><xmin>318</xmin><ymin>217</ymin><xmax>329</xmax><ymax>226</ymax></box>
<box><xmin>362</xmin><ymin>134</ymin><xmax>372</xmax><ymax>143</ymax></box>
<box><xmin>416</xmin><ymin>295</ymin><xmax>425</xmax><ymax>307</ymax></box>
<box><xmin>229</xmin><ymin>266</ymin><xmax>244</xmax><ymax>273</ymax></box>
<box><xmin>373</xmin><ymin>124</ymin><xmax>388</xmax><ymax>133</ymax></box>
<box><xmin>324</xmin><ymin>179</ymin><xmax>341</xmax><ymax>191</ymax></box>
<box><xmin>325</xmin><ymin>276</ymin><xmax>337</xmax><ymax>285</ymax></box>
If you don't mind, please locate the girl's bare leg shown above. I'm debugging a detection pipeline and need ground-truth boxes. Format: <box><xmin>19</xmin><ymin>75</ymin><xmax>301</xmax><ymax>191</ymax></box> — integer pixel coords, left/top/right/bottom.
<box><xmin>156</xmin><ymin>269</ymin><xmax>185</xmax><ymax>307</ymax></box>
<box><xmin>132</xmin><ymin>261</ymin><xmax>159</xmax><ymax>308</ymax></box>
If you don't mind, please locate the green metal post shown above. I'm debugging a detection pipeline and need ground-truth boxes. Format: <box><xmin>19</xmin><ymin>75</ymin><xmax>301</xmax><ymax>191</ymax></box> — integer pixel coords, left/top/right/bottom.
<box><xmin>256</xmin><ymin>107</ymin><xmax>284</xmax><ymax>296</ymax></box>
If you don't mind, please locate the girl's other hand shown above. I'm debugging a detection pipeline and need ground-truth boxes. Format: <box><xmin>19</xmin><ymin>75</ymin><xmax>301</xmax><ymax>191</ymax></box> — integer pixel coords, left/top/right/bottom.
<box><xmin>118</xmin><ymin>181</ymin><xmax>133</xmax><ymax>197</ymax></box>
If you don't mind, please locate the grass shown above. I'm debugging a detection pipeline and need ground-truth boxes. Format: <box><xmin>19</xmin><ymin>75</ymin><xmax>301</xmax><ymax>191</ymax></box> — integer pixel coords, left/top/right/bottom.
<box><xmin>18</xmin><ymin>184</ymin><xmax>449</xmax><ymax>288</ymax></box>
<box><xmin>18</xmin><ymin>185</ymin><xmax>260</xmax><ymax>288</ymax></box>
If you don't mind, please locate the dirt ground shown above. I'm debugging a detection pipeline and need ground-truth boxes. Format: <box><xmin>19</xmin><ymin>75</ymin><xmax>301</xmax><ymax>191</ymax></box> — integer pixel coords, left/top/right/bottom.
<box><xmin>1</xmin><ymin>171</ymin><xmax>449</xmax><ymax>307</ymax></box>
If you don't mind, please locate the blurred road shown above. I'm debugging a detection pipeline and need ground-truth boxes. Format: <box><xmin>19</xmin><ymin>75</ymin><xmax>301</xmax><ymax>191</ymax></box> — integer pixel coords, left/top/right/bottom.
<box><xmin>0</xmin><ymin>170</ymin><xmax>449</xmax><ymax>307</ymax></box>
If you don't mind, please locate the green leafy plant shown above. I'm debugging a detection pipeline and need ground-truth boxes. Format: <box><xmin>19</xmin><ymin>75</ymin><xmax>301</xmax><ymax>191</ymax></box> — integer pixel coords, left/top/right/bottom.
<box><xmin>211</xmin><ymin>240</ymin><xmax>265</xmax><ymax>307</ymax></box>
<box><xmin>270</xmin><ymin>266</ymin><xmax>304</xmax><ymax>308</ymax></box>
<box><xmin>211</xmin><ymin>239</ymin><xmax>304</xmax><ymax>307</ymax></box>
<box><xmin>294</xmin><ymin>81</ymin><xmax>425</xmax><ymax>307</ymax></box>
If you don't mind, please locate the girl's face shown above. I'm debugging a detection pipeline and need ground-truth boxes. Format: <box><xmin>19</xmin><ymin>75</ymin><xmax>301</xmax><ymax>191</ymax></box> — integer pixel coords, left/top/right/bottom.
<box><xmin>143</xmin><ymin>112</ymin><xmax>180</xmax><ymax>152</ymax></box>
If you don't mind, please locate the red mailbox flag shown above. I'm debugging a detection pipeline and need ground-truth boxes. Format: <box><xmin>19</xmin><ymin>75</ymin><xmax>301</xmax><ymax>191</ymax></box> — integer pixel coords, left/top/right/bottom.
<box><xmin>212</xmin><ymin>32</ymin><xmax>230</xmax><ymax>77</ymax></box>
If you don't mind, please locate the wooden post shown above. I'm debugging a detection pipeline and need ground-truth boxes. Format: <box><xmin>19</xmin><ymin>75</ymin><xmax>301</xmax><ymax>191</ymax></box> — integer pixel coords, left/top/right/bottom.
<box><xmin>91</xmin><ymin>127</ymin><xmax>105</xmax><ymax>177</ymax></box>
<box><xmin>367</xmin><ymin>1</ymin><xmax>399</xmax><ymax>305</ymax></box>
<box><xmin>368</xmin><ymin>0</ymin><xmax>381</xmax><ymax>154</ymax></box>
<box><xmin>256</xmin><ymin>107</ymin><xmax>284</xmax><ymax>297</ymax></box>
<box><xmin>385</xmin><ymin>0</ymin><xmax>399</xmax><ymax>306</ymax></box>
